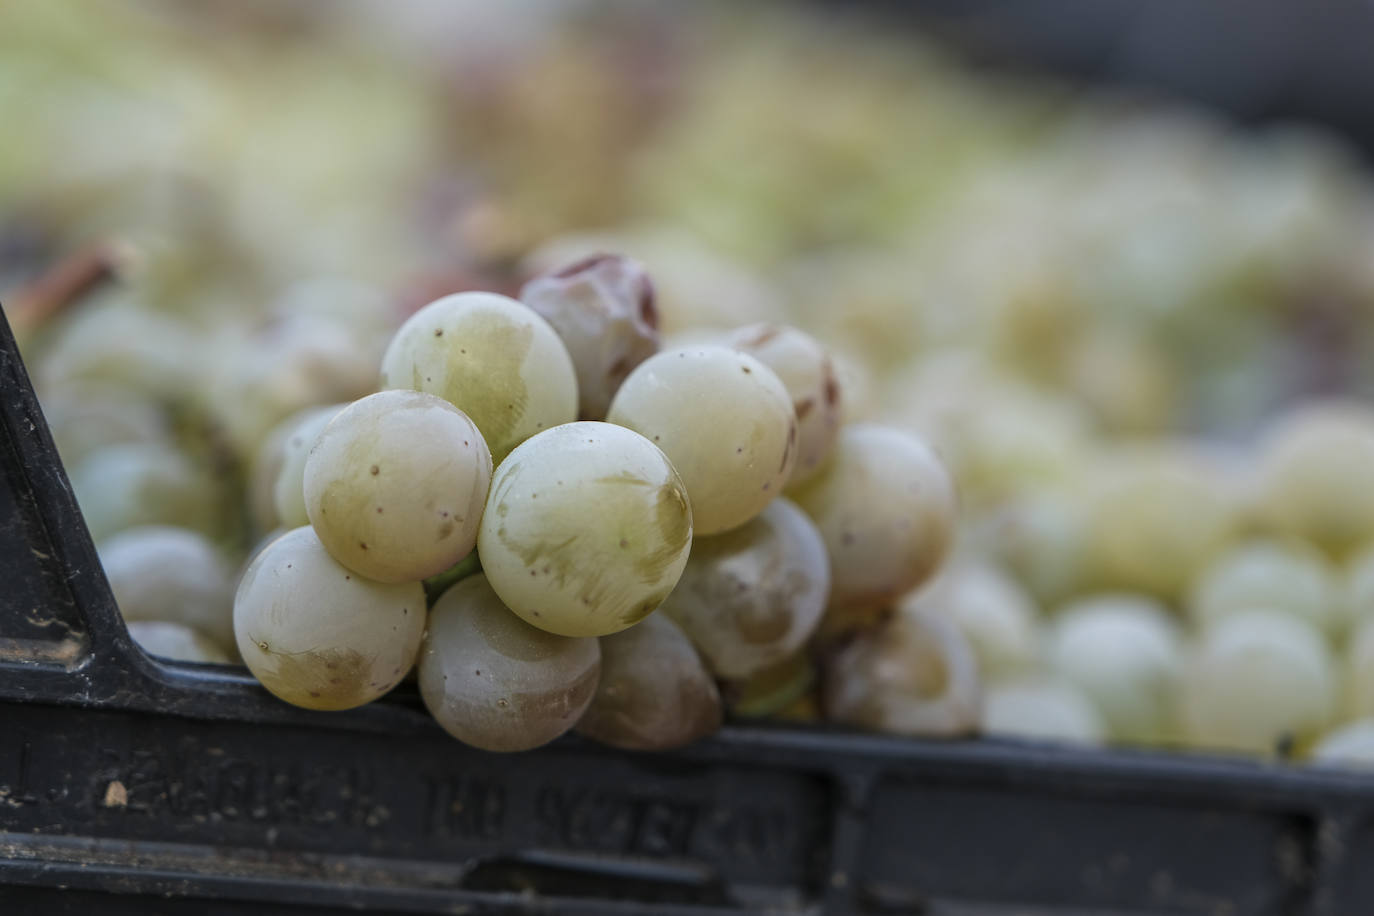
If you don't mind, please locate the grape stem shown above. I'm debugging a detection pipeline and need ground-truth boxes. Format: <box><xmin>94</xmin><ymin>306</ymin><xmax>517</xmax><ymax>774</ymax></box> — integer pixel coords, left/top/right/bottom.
<box><xmin>7</xmin><ymin>240</ymin><xmax>134</xmax><ymax>336</ymax></box>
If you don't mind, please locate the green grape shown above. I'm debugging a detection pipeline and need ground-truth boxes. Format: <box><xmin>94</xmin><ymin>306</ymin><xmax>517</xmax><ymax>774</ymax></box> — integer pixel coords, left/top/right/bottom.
<box><xmin>721</xmin><ymin>323</ymin><xmax>841</xmax><ymax>486</ymax></box>
<box><xmin>98</xmin><ymin>525</ymin><xmax>236</xmax><ymax>651</ymax></box>
<box><xmin>378</xmin><ymin>291</ymin><xmax>578</xmax><ymax>464</ymax></box>
<box><xmin>304</xmin><ymin>390</ymin><xmax>492</xmax><ymax>583</ymax></box>
<box><xmin>270</xmin><ymin>403</ymin><xmax>345</xmax><ymax>530</ymax></box>
<box><xmin>576</xmin><ymin>613</ymin><xmax>721</xmax><ymax>751</ymax></box>
<box><xmin>36</xmin><ymin>298</ymin><xmax>199</xmax><ymax>399</ymax></box>
<box><xmin>418</xmin><ymin>574</ymin><xmax>600</xmax><ymax>752</ymax></box>
<box><xmin>1256</xmin><ymin>403</ymin><xmax>1374</xmax><ymax>556</ymax></box>
<box><xmin>1178</xmin><ymin>610</ymin><xmax>1336</xmax><ymax>755</ymax></box>
<box><xmin>790</xmin><ymin>424</ymin><xmax>957</xmax><ymax>624</ymax></box>
<box><xmin>233</xmin><ymin>526</ymin><xmax>425</xmax><ymax>711</ymax></box>
<box><xmin>1309</xmin><ymin>720</ymin><xmax>1374</xmax><ymax>769</ymax></box>
<box><xmin>1343</xmin><ymin>541</ymin><xmax>1374</xmax><ymax>634</ymax></box>
<box><xmin>722</xmin><ymin>652</ymin><xmax>817</xmax><ymax>719</ymax></box>
<box><xmin>903</xmin><ymin>562</ymin><xmax>1041</xmax><ymax>682</ymax></box>
<box><xmin>1342</xmin><ymin>617</ymin><xmax>1374</xmax><ymax>719</ymax></box>
<box><xmin>248</xmin><ymin>418</ymin><xmax>293</xmax><ymax>535</ymax></box>
<box><xmin>127</xmin><ymin>621</ymin><xmax>232</xmax><ymax>665</ymax></box>
<box><xmin>519</xmin><ymin>253</ymin><xmax>660</xmax><ymax>421</ymax></box>
<box><xmin>204</xmin><ymin>313</ymin><xmax>379</xmax><ymax>457</ymax></box>
<box><xmin>1046</xmin><ymin>595</ymin><xmax>1181</xmax><ymax>744</ymax></box>
<box><xmin>607</xmin><ymin>345</ymin><xmax>797</xmax><ymax>535</ymax></box>
<box><xmin>1187</xmin><ymin>539</ymin><xmax>1341</xmax><ymax>637</ymax></box>
<box><xmin>659</xmin><ymin>497</ymin><xmax>828</xmax><ymax>679</ymax></box>
<box><xmin>37</xmin><ymin>384</ymin><xmax>168</xmax><ymax>468</ymax></box>
<box><xmin>70</xmin><ymin>442</ymin><xmax>219</xmax><ymax>542</ymax></box>
<box><xmin>981</xmin><ymin>678</ymin><xmax>1106</xmax><ymax>745</ymax></box>
<box><xmin>1082</xmin><ymin>446</ymin><xmax>1238</xmax><ymax>600</ymax></box>
<box><xmin>822</xmin><ymin>603</ymin><xmax>981</xmax><ymax>738</ymax></box>
<box><xmin>477</xmin><ymin>422</ymin><xmax>692</xmax><ymax>637</ymax></box>
<box><xmin>971</xmin><ymin>490</ymin><xmax>1089</xmax><ymax>607</ymax></box>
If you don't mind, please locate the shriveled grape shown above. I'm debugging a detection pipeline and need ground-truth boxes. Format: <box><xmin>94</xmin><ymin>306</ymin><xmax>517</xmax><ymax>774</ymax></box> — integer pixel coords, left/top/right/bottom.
<box><xmin>519</xmin><ymin>253</ymin><xmax>659</xmax><ymax>421</ymax></box>
<box><xmin>659</xmin><ymin>498</ymin><xmax>828</xmax><ymax>679</ymax></box>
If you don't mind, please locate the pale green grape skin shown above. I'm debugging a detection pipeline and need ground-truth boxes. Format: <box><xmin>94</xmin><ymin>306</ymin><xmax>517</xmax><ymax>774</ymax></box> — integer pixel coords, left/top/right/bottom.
<box><xmin>576</xmin><ymin>613</ymin><xmax>721</xmax><ymax>751</ymax></box>
<box><xmin>128</xmin><ymin>621</ymin><xmax>232</xmax><ymax>665</ymax></box>
<box><xmin>1179</xmin><ymin>610</ymin><xmax>1337</xmax><ymax>755</ymax></box>
<box><xmin>606</xmin><ymin>346</ymin><xmax>797</xmax><ymax>535</ymax></box>
<box><xmin>519</xmin><ymin>253</ymin><xmax>660</xmax><ymax>421</ymax></box>
<box><xmin>1187</xmin><ymin>539</ymin><xmax>1341</xmax><ymax>637</ymax></box>
<box><xmin>38</xmin><ymin>384</ymin><xmax>168</xmax><ymax>468</ymax></box>
<box><xmin>721</xmin><ymin>323</ymin><xmax>841</xmax><ymax>486</ymax></box>
<box><xmin>99</xmin><ymin>525</ymin><xmax>236</xmax><ymax>651</ymax></box>
<box><xmin>233</xmin><ymin>526</ymin><xmax>425</xmax><ymax>711</ymax></box>
<box><xmin>304</xmin><ymin>390</ymin><xmax>492</xmax><ymax>584</ymax></box>
<box><xmin>659</xmin><ymin>497</ymin><xmax>828</xmax><ymax>680</ymax></box>
<box><xmin>1256</xmin><ymin>403</ymin><xmax>1374</xmax><ymax>556</ymax></box>
<box><xmin>1046</xmin><ymin>595</ymin><xmax>1181</xmax><ymax>745</ymax></box>
<box><xmin>271</xmin><ymin>403</ymin><xmax>346</xmax><ymax>530</ymax></box>
<box><xmin>790</xmin><ymin>424</ymin><xmax>957</xmax><ymax>622</ymax></box>
<box><xmin>1342</xmin><ymin>541</ymin><xmax>1374</xmax><ymax>634</ymax></box>
<box><xmin>1341</xmin><ymin>617</ymin><xmax>1374</xmax><ymax>719</ymax></box>
<box><xmin>902</xmin><ymin>562</ymin><xmax>1041</xmax><ymax>682</ymax></box>
<box><xmin>822</xmin><ymin>603</ymin><xmax>981</xmax><ymax>738</ymax></box>
<box><xmin>1082</xmin><ymin>447</ymin><xmax>1238</xmax><ymax>600</ymax></box>
<box><xmin>418</xmin><ymin>574</ymin><xmax>600</xmax><ymax>753</ymax></box>
<box><xmin>378</xmin><ymin>291</ymin><xmax>578</xmax><ymax>465</ymax></box>
<box><xmin>981</xmin><ymin>678</ymin><xmax>1106</xmax><ymax>745</ymax></box>
<box><xmin>1309</xmin><ymin>720</ymin><xmax>1374</xmax><ymax>769</ymax></box>
<box><xmin>71</xmin><ymin>442</ymin><xmax>218</xmax><ymax>543</ymax></box>
<box><xmin>971</xmin><ymin>490</ymin><xmax>1090</xmax><ymax>607</ymax></box>
<box><xmin>477</xmin><ymin>422</ymin><xmax>692</xmax><ymax>638</ymax></box>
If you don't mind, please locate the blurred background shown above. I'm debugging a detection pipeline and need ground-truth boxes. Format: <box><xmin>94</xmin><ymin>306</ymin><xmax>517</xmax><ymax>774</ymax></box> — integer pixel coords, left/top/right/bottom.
<box><xmin>11</xmin><ymin>0</ymin><xmax>1374</xmax><ymax>757</ymax></box>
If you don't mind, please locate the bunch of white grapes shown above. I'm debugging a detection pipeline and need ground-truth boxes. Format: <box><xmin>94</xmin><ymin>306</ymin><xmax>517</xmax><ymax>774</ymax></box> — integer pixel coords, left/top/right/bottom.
<box><xmin>219</xmin><ymin>253</ymin><xmax>962</xmax><ymax>752</ymax></box>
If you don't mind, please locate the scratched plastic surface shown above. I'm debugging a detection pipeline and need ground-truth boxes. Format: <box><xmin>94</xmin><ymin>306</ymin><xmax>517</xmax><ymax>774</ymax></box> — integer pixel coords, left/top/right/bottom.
<box><xmin>7</xmin><ymin>306</ymin><xmax>1374</xmax><ymax>916</ymax></box>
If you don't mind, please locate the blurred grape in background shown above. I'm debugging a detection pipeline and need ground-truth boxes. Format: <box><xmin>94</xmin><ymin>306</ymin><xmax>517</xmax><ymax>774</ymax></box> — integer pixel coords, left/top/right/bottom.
<box><xmin>10</xmin><ymin>0</ymin><xmax>1374</xmax><ymax>764</ymax></box>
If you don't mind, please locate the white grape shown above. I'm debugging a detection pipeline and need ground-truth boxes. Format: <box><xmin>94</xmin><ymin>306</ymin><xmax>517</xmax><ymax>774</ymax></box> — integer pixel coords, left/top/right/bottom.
<box><xmin>418</xmin><ymin>574</ymin><xmax>600</xmax><ymax>752</ymax></box>
<box><xmin>127</xmin><ymin>621</ymin><xmax>232</xmax><ymax>665</ymax></box>
<box><xmin>271</xmin><ymin>403</ymin><xmax>345</xmax><ymax>530</ymax></box>
<box><xmin>1179</xmin><ymin>610</ymin><xmax>1337</xmax><ymax>755</ymax></box>
<box><xmin>378</xmin><ymin>291</ymin><xmax>578</xmax><ymax>464</ymax></box>
<box><xmin>477</xmin><ymin>422</ymin><xmax>693</xmax><ymax>637</ymax></box>
<box><xmin>903</xmin><ymin>562</ymin><xmax>1041</xmax><ymax>682</ymax></box>
<box><xmin>1256</xmin><ymin>402</ymin><xmax>1374</xmax><ymax>555</ymax></box>
<box><xmin>70</xmin><ymin>442</ymin><xmax>219</xmax><ymax>542</ymax></box>
<box><xmin>98</xmin><ymin>525</ymin><xmax>236</xmax><ymax>651</ymax></box>
<box><xmin>1047</xmin><ymin>595</ymin><xmax>1182</xmax><ymax>744</ymax></box>
<box><xmin>1187</xmin><ymin>539</ymin><xmax>1341</xmax><ymax>637</ymax></box>
<box><xmin>606</xmin><ymin>345</ymin><xmax>797</xmax><ymax>535</ymax></box>
<box><xmin>233</xmin><ymin>526</ymin><xmax>425</xmax><ymax>711</ymax></box>
<box><xmin>721</xmin><ymin>323</ymin><xmax>842</xmax><ymax>486</ymax></box>
<box><xmin>304</xmin><ymin>390</ymin><xmax>492</xmax><ymax>583</ymax></box>
<box><xmin>790</xmin><ymin>424</ymin><xmax>957</xmax><ymax>623</ymax></box>
<box><xmin>1309</xmin><ymin>720</ymin><xmax>1374</xmax><ymax>769</ymax></box>
<box><xmin>822</xmin><ymin>603</ymin><xmax>981</xmax><ymax>738</ymax></box>
<box><xmin>576</xmin><ymin>613</ymin><xmax>721</xmax><ymax>751</ymax></box>
<box><xmin>981</xmin><ymin>678</ymin><xmax>1106</xmax><ymax>745</ymax></box>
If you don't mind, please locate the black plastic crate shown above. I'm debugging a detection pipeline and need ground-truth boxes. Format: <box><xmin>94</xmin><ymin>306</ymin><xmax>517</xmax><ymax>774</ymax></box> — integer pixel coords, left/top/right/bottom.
<box><xmin>6</xmin><ymin>301</ymin><xmax>1374</xmax><ymax>916</ymax></box>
